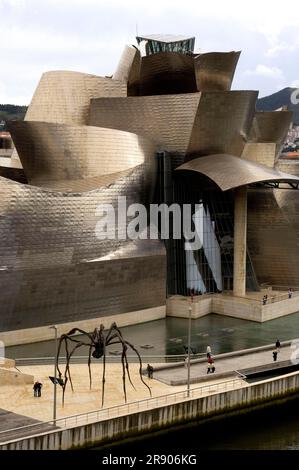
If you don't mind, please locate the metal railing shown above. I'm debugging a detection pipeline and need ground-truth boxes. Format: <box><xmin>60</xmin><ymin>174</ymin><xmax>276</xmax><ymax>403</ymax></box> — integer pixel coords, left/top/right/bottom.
<box><xmin>15</xmin><ymin>353</ymin><xmax>206</xmax><ymax>366</ymax></box>
<box><xmin>0</xmin><ymin>376</ymin><xmax>244</xmax><ymax>443</ymax></box>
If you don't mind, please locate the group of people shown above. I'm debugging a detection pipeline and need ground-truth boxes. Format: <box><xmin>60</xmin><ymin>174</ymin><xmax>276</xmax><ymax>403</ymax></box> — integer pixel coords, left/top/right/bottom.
<box><xmin>263</xmin><ymin>288</ymin><xmax>293</xmax><ymax>305</ymax></box>
<box><xmin>262</xmin><ymin>294</ymin><xmax>268</xmax><ymax>305</ymax></box>
<box><xmin>33</xmin><ymin>381</ymin><xmax>43</xmax><ymax>397</ymax></box>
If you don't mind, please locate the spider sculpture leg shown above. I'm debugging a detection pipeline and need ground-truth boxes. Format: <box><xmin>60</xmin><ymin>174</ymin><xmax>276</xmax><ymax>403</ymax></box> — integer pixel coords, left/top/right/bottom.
<box><xmin>110</xmin><ymin>324</ymin><xmax>151</xmax><ymax>395</ymax></box>
<box><xmin>123</xmin><ymin>340</ymin><xmax>152</xmax><ymax>397</ymax></box>
<box><xmin>108</xmin><ymin>337</ymin><xmax>136</xmax><ymax>392</ymax></box>
<box><xmin>56</xmin><ymin>331</ymin><xmax>92</xmax><ymax>405</ymax></box>
<box><xmin>101</xmin><ymin>343</ymin><xmax>106</xmax><ymax>408</ymax></box>
<box><xmin>105</xmin><ymin>326</ymin><xmax>136</xmax><ymax>392</ymax></box>
<box><xmin>88</xmin><ymin>344</ymin><xmax>93</xmax><ymax>389</ymax></box>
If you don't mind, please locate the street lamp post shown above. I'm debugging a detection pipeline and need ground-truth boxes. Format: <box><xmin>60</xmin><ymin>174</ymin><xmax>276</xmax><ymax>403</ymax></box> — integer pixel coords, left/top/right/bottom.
<box><xmin>187</xmin><ymin>301</ymin><xmax>192</xmax><ymax>397</ymax></box>
<box><xmin>49</xmin><ymin>325</ymin><xmax>58</xmax><ymax>424</ymax></box>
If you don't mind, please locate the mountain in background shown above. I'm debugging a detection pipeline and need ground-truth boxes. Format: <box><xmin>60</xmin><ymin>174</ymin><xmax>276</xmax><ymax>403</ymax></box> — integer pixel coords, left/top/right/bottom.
<box><xmin>256</xmin><ymin>87</ymin><xmax>299</xmax><ymax>125</ymax></box>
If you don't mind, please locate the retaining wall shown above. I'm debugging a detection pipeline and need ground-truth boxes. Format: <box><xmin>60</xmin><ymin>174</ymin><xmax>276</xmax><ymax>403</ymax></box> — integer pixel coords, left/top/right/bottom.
<box><xmin>1</xmin><ymin>371</ymin><xmax>299</xmax><ymax>450</ymax></box>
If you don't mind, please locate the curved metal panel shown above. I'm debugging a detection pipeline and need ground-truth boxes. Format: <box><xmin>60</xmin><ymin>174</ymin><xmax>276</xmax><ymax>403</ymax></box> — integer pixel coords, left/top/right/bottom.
<box><xmin>248</xmin><ymin>188</ymin><xmax>299</xmax><ymax>287</ymax></box>
<box><xmin>194</xmin><ymin>51</ymin><xmax>240</xmax><ymax>91</ymax></box>
<box><xmin>241</xmin><ymin>142</ymin><xmax>276</xmax><ymax>168</ymax></box>
<box><xmin>25</xmin><ymin>71</ymin><xmax>127</xmax><ymax>125</ymax></box>
<box><xmin>187</xmin><ymin>91</ymin><xmax>258</xmax><ymax>158</ymax></box>
<box><xmin>113</xmin><ymin>45</ymin><xmax>141</xmax><ymax>96</ymax></box>
<box><xmin>176</xmin><ymin>154</ymin><xmax>299</xmax><ymax>191</ymax></box>
<box><xmin>139</xmin><ymin>52</ymin><xmax>197</xmax><ymax>95</ymax></box>
<box><xmin>9</xmin><ymin>121</ymin><xmax>157</xmax><ymax>189</ymax></box>
<box><xmin>89</xmin><ymin>93</ymin><xmax>200</xmax><ymax>156</ymax></box>
<box><xmin>0</xmin><ymin>166</ymin><xmax>165</xmax><ymax>331</ymax></box>
<box><xmin>249</xmin><ymin>111</ymin><xmax>293</xmax><ymax>160</ymax></box>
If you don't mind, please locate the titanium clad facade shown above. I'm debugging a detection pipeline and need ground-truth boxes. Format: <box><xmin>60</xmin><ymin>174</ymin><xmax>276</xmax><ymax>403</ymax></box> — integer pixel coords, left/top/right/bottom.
<box><xmin>2</xmin><ymin>33</ymin><xmax>299</xmax><ymax>332</ymax></box>
<box><xmin>89</xmin><ymin>93</ymin><xmax>201</xmax><ymax>159</ymax></box>
<box><xmin>194</xmin><ymin>51</ymin><xmax>241</xmax><ymax>91</ymax></box>
<box><xmin>25</xmin><ymin>71</ymin><xmax>127</xmax><ymax>125</ymax></box>
<box><xmin>9</xmin><ymin>121</ymin><xmax>157</xmax><ymax>189</ymax></box>
<box><xmin>139</xmin><ymin>52</ymin><xmax>197</xmax><ymax>95</ymax></box>
<box><xmin>249</xmin><ymin>111</ymin><xmax>293</xmax><ymax>160</ymax></box>
<box><xmin>186</xmin><ymin>91</ymin><xmax>258</xmax><ymax>158</ymax></box>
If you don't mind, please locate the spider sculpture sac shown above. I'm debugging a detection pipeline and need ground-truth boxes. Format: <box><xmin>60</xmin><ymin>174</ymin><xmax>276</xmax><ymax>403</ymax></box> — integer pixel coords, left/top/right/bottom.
<box><xmin>56</xmin><ymin>322</ymin><xmax>151</xmax><ymax>406</ymax></box>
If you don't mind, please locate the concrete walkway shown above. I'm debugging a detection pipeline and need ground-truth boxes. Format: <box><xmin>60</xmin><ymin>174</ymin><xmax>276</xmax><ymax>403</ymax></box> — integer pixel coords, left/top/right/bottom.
<box><xmin>153</xmin><ymin>344</ymin><xmax>294</xmax><ymax>385</ymax></box>
<box><xmin>0</xmin><ymin>409</ymin><xmax>56</xmax><ymax>443</ymax></box>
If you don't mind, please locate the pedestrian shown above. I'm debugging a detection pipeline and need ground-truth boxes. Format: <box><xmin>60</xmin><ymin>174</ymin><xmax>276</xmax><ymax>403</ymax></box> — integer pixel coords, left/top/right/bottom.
<box><xmin>33</xmin><ymin>381</ymin><xmax>39</xmax><ymax>397</ymax></box>
<box><xmin>206</xmin><ymin>345</ymin><xmax>211</xmax><ymax>358</ymax></box>
<box><xmin>288</xmin><ymin>288</ymin><xmax>293</xmax><ymax>299</ymax></box>
<box><xmin>184</xmin><ymin>356</ymin><xmax>188</xmax><ymax>368</ymax></box>
<box><xmin>147</xmin><ymin>364</ymin><xmax>154</xmax><ymax>379</ymax></box>
<box><xmin>273</xmin><ymin>350</ymin><xmax>278</xmax><ymax>362</ymax></box>
<box><xmin>208</xmin><ymin>356</ymin><xmax>215</xmax><ymax>373</ymax></box>
<box><xmin>207</xmin><ymin>363</ymin><xmax>211</xmax><ymax>374</ymax></box>
<box><xmin>275</xmin><ymin>339</ymin><xmax>281</xmax><ymax>351</ymax></box>
<box><xmin>36</xmin><ymin>381</ymin><xmax>42</xmax><ymax>397</ymax></box>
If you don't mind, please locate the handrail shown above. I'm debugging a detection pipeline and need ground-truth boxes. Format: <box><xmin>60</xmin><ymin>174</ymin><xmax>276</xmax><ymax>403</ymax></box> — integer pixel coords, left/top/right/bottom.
<box><xmin>15</xmin><ymin>353</ymin><xmax>206</xmax><ymax>366</ymax></box>
<box><xmin>0</xmin><ymin>376</ymin><xmax>244</xmax><ymax>439</ymax></box>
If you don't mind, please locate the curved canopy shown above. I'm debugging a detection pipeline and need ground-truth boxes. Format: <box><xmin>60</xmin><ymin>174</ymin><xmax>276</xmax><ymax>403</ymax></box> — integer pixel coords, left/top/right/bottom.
<box><xmin>176</xmin><ymin>154</ymin><xmax>299</xmax><ymax>191</ymax></box>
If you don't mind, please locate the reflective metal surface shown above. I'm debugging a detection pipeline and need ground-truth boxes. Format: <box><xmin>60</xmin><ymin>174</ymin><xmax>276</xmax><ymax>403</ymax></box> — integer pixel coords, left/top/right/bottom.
<box><xmin>139</xmin><ymin>52</ymin><xmax>197</xmax><ymax>95</ymax></box>
<box><xmin>176</xmin><ymin>154</ymin><xmax>299</xmax><ymax>191</ymax></box>
<box><xmin>186</xmin><ymin>91</ymin><xmax>258</xmax><ymax>158</ymax></box>
<box><xmin>9</xmin><ymin>121</ymin><xmax>157</xmax><ymax>190</ymax></box>
<box><xmin>25</xmin><ymin>71</ymin><xmax>126</xmax><ymax>125</ymax></box>
<box><xmin>249</xmin><ymin>111</ymin><xmax>293</xmax><ymax>160</ymax></box>
<box><xmin>89</xmin><ymin>93</ymin><xmax>201</xmax><ymax>159</ymax></box>
<box><xmin>241</xmin><ymin>142</ymin><xmax>277</xmax><ymax>168</ymax></box>
<box><xmin>194</xmin><ymin>51</ymin><xmax>241</xmax><ymax>91</ymax></box>
<box><xmin>112</xmin><ymin>45</ymin><xmax>141</xmax><ymax>96</ymax></box>
<box><xmin>3</xmin><ymin>32</ymin><xmax>299</xmax><ymax>330</ymax></box>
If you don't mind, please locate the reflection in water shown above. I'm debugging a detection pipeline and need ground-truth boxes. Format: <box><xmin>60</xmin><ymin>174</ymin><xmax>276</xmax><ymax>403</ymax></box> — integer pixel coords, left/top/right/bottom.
<box><xmin>7</xmin><ymin>311</ymin><xmax>299</xmax><ymax>359</ymax></box>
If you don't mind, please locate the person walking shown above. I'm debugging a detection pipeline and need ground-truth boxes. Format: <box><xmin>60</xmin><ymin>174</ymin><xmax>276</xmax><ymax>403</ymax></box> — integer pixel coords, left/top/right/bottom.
<box><xmin>208</xmin><ymin>356</ymin><xmax>215</xmax><ymax>373</ymax></box>
<box><xmin>273</xmin><ymin>350</ymin><xmax>278</xmax><ymax>362</ymax></box>
<box><xmin>147</xmin><ymin>364</ymin><xmax>154</xmax><ymax>379</ymax></box>
<box><xmin>206</xmin><ymin>345</ymin><xmax>211</xmax><ymax>358</ymax></box>
<box><xmin>33</xmin><ymin>381</ymin><xmax>39</xmax><ymax>397</ymax></box>
<box><xmin>275</xmin><ymin>339</ymin><xmax>281</xmax><ymax>352</ymax></box>
<box><xmin>288</xmin><ymin>288</ymin><xmax>293</xmax><ymax>299</ymax></box>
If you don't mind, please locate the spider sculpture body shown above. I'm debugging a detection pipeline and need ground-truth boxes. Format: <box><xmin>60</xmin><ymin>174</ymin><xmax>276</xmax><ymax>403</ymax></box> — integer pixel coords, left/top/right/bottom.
<box><xmin>56</xmin><ymin>322</ymin><xmax>151</xmax><ymax>406</ymax></box>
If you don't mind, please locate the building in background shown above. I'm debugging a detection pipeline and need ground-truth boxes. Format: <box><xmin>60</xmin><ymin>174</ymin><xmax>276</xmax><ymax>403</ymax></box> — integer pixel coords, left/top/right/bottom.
<box><xmin>1</xmin><ymin>34</ymin><xmax>299</xmax><ymax>340</ymax></box>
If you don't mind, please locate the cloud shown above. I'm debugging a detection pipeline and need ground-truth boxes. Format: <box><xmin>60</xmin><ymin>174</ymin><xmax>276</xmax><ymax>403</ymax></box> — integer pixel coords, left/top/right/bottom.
<box><xmin>0</xmin><ymin>0</ymin><xmax>299</xmax><ymax>103</ymax></box>
<box><xmin>245</xmin><ymin>65</ymin><xmax>285</xmax><ymax>80</ymax></box>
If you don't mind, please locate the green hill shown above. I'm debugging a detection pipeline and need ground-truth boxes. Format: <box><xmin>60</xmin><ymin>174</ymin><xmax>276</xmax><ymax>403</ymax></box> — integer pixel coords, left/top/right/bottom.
<box><xmin>257</xmin><ymin>87</ymin><xmax>299</xmax><ymax>125</ymax></box>
<box><xmin>0</xmin><ymin>104</ymin><xmax>27</xmax><ymax>130</ymax></box>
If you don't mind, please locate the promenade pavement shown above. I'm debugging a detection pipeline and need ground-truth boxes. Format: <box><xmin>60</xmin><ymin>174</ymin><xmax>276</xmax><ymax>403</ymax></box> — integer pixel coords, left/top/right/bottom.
<box><xmin>153</xmin><ymin>343</ymin><xmax>293</xmax><ymax>384</ymax></box>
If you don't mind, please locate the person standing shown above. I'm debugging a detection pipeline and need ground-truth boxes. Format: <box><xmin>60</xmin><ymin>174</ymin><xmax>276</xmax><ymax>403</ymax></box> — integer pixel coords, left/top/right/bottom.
<box><xmin>147</xmin><ymin>364</ymin><xmax>154</xmax><ymax>379</ymax></box>
<box><xmin>288</xmin><ymin>288</ymin><xmax>293</xmax><ymax>299</ymax></box>
<box><xmin>275</xmin><ymin>339</ymin><xmax>281</xmax><ymax>352</ymax></box>
<box><xmin>273</xmin><ymin>350</ymin><xmax>278</xmax><ymax>362</ymax></box>
<box><xmin>206</xmin><ymin>345</ymin><xmax>211</xmax><ymax>358</ymax></box>
<box><xmin>33</xmin><ymin>382</ymin><xmax>39</xmax><ymax>397</ymax></box>
<box><xmin>36</xmin><ymin>381</ymin><xmax>42</xmax><ymax>397</ymax></box>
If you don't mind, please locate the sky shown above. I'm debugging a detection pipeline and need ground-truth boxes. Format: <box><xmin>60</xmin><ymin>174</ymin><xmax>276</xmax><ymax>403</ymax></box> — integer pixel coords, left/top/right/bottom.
<box><xmin>0</xmin><ymin>0</ymin><xmax>299</xmax><ymax>104</ymax></box>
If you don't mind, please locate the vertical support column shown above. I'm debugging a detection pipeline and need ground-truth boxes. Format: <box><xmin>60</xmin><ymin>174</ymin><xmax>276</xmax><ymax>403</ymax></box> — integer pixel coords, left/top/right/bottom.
<box><xmin>233</xmin><ymin>187</ymin><xmax>247</xmax><ymax>297</ymax></box>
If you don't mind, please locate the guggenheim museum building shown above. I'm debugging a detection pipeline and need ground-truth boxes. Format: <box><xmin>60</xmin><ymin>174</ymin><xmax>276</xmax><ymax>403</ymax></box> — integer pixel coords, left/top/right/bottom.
<box><xmin>1</xmin><ymin>34</ymin><xmax>299</xmax><ymax>342</ymax></box>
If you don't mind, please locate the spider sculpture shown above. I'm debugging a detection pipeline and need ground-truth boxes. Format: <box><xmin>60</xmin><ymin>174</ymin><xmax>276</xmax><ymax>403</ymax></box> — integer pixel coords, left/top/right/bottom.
<box><xmin>56</xmin><ymin>322</ymin><xmax>151</xmax><ymax>406</ymax></box>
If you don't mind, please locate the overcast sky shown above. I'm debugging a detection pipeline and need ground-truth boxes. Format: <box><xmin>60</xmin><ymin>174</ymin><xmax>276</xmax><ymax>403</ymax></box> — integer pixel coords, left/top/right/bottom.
<box><xmin>1</xmin><ymin>0</ymin><xmax>299</xmax><ymax>104</ymax></box>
